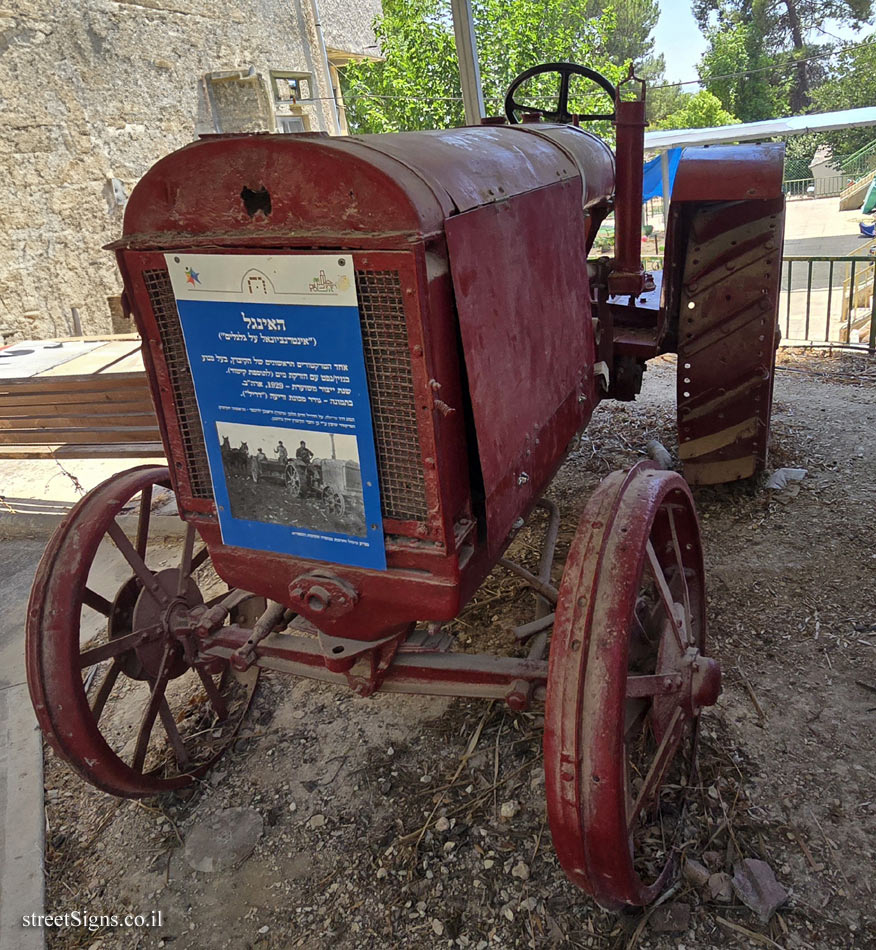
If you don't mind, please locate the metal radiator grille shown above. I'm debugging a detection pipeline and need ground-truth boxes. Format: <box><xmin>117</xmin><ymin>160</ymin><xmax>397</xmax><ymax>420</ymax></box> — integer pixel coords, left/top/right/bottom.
<box><xmin>142</xmin><ymin>265</ymin><xmax>428</xmax><ymax>523</ymax></box>
<box><xmin>142</xmin><ymin>270</ymin><xmax>214</xmax><ymax>499</ymax></box>
<box><xmin>355</xmin><ymin>269</ymin><xmax>428</xmax><ymax>522</ymax></box>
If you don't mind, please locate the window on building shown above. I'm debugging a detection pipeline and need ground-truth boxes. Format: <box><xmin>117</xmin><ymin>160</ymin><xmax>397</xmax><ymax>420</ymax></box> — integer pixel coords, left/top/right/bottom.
<box><xmin>277</xmin><ymin>115</ymin><xmax>310</xmax><ymax>134</ymax></box>
<box><xmin>270</xmin><ymin>71</ymin><xmax>313</xmax><ymax>104</ymax></box>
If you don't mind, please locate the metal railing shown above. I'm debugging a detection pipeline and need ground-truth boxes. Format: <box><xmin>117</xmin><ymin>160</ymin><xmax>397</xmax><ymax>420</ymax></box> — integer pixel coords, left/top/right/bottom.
<box><xmin>782</xmin><ymin>176</ymin><xmax>849</xmax><ymax>198</ymax></box>
<box><xmin>780</xmin><ymin>254</ymin><xmax>876</xmax><ymax>352</ymax></box>
<box><xmin>638</xmin><ymin>254</ymin><xmax>876</xmax><ymax>354</ymax></box>
<box><xmin>840</xmin><ymin>137</ymin><xmax>876</xmax><ymax>181</ymax></box>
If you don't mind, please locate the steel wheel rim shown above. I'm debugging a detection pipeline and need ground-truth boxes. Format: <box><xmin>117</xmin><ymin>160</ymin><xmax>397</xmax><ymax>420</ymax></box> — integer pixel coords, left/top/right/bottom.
<box><xmin>544</xmin><ymin>462</ymin><xmax>714</xmax><ymax>908</ymax></box>
<box><xmin>26</xmin><ymin>465</ymin><xmax>257</xmax><ymax>797</ymax></box>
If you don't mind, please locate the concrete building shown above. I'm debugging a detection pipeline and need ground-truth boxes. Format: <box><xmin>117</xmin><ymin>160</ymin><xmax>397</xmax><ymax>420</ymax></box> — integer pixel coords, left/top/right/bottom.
<box><xmin>0</xmin><ymin>0</ymin><xmax>380</xmax><ymax>341</ymax></box>
<box><xmin>809</xmin><ymin>144</ymin><xmax>847</xmax><ymax>198</ymax></box>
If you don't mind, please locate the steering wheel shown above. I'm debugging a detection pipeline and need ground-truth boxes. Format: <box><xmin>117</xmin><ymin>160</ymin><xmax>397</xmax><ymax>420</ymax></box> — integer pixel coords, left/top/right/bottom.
<box><xmin>504</xmin><ymin>62</ymin><xmax>617</xmax><ymax>125</ymax></box>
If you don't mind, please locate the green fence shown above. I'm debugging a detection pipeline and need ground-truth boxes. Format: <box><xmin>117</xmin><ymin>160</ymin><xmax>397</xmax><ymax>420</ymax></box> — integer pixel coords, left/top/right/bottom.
<box><xmin>839</xmin><ymin>138</ymin><xmax>876</xmax><ymax>182</ymax></box>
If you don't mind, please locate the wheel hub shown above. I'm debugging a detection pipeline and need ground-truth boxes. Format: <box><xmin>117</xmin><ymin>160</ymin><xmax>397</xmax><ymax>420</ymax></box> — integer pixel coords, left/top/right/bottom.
<box><xmin>689</xmin><ymin>652</ymin><xmax>721</xmax><ymax>711</ymax></box>
<box><xmin>128</xmin><ymin>568</ymin><xmax>204</xmax><ymax>681</ymax></box>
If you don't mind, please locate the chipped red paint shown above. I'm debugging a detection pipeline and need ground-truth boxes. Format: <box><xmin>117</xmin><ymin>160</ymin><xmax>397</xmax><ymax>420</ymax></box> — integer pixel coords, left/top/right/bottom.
<box><xmin>24</xmin><ymin>103</ymin><xmax>803</xmax><ymax>907</ymax></box>
<box><xmin>544</xmin><ymin>462</ymin><xmax>716</xmax><ymax>909</ymax></box>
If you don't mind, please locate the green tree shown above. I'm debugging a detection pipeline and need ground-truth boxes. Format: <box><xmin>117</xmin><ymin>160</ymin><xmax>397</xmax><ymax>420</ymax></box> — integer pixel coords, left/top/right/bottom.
<box><xmin>698</xmin><ymin>1</ymin><xmax>788</xmax><ymax>121</ymax></box>
<box><xmin>341</xmin><ymin>0</ymin><xmax>632</xmax><ymax>133</ymax></box>
<box><xmin>654</xmin><ymin>89</ymin><xmax>740</xmax><ymax>129</ymax></box>
<box><xmin>693</xmin><ymin>0</ymin><xmax>872</xmax><ymax>113</ymax></box>
<box><xmin>645</xmin><ymin>80</ymin><xmax>687</xmax><ymax>126</ymax></box>
<box><xmin>810</xmin><ymin>36</ymin><xmax>876</xmax><ymax>155</ymax></box>
<box><xmin>586</xmin><ymin>0</ymin><xmax>661</xmax><ymax>70</ymax></box>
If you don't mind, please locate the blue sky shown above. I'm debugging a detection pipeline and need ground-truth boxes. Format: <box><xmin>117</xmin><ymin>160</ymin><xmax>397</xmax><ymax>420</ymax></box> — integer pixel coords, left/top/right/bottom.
<box><xmin>653</xmin><ymin>0</ymin><xmax>708</xmax><ymax>83</ymax></box>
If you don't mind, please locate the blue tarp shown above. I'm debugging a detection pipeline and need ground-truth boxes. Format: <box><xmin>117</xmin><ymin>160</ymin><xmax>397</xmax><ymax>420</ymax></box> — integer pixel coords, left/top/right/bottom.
<box><xmin>642</xmin><ymin>148</ymin><xmax>683</xmax><ymax>202</ymax></box>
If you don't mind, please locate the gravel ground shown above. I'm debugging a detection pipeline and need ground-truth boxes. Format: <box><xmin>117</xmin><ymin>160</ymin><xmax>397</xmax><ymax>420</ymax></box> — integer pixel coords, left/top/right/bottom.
<box><xmin>41</xmin><ymin>350</ymin><xmax>876</xmax><ymax>950</ymax></box>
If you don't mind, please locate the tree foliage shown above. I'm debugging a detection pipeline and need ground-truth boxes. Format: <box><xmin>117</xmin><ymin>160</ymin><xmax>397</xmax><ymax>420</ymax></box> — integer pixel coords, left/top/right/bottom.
<box><xmin>654</xmin><ymin>89</ymin><xmax>740</xmax><ymax>129</ymax></box>
<box><xmin>809</xmin><ymin>36</ymin><xmax>876</xmax><ymax>155</ymax></box>
<box><xmin>585</xmin><ymin>0</ymin><xmax>661</xmax><ymax>72</ymax></box>
<box><xmin>341</xmin><ymin>0</ymin><xmax>658</xmax><ymax>133</ymax></box>
<box><xmin>694</xmin><ymin>0</ymin><xmax>873</xmax><ymax>114</ymax></box>
<box><xmin>698</xmin><ymin>1</ymin><xmax>788</xmax><ymax>122</ymax></box>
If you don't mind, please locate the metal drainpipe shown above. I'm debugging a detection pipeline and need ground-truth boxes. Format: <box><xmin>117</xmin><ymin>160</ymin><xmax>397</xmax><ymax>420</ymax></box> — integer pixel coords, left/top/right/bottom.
<box><xmin>307</xmin><ymin>0</ymin><xmax>342</xmax><ymax>135</ymax></box>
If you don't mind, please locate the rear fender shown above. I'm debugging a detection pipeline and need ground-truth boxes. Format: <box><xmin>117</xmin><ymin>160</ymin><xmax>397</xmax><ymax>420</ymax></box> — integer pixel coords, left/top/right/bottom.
<box><xmin>661</xmin><ymin>145</ymin><xmax>785</xmax><ymax>485</ymax></box>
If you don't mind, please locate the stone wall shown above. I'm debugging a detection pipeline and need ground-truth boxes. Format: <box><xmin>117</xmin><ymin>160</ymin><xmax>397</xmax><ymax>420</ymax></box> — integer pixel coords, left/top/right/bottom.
<box><xmin>0</xmin><ymin>0</ymin><xmax>367</xmax><ymax>341</ymax></box>
<box><xmin>320</xmin><ymin>0</ymin><xmax>382</xmax><ymax>58</ymax></box>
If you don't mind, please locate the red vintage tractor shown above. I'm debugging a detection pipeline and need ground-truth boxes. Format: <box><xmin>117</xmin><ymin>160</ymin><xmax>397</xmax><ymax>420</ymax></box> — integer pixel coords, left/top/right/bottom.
<box><xmin>26</xmin><ymin>65</ymin><xmax>784</xmax><ymax>909</ymax></box>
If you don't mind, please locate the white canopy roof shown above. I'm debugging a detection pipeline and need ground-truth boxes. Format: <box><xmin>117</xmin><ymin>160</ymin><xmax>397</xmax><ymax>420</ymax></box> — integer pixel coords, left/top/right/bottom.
<box><xmin>643</xmin><ymin>106</ymin><xmax>876</xmax><ymax>150</ymax></box>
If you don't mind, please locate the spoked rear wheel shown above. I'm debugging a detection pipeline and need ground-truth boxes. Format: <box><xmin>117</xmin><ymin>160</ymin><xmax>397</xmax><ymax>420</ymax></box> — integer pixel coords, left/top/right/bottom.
<box><xmin>544</xmin><ymin>462</ymin><xmax>721</xmax><ymax>908</ymax></box>
<box><xmin>26</xmin><ymin>465</ymin><xmax>261</xmax><ymax>797</ymax></box>
<box><xmin>285</xmin><ymin>463</ymin><xmax>302</xmax><ymax>497</ymax></box>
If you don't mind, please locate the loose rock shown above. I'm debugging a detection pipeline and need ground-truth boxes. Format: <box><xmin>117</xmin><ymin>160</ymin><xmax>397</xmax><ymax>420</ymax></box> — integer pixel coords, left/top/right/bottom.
<box><xmin>732</xmin><ymin>858</ymin><xmax>789</xmax><ymax>923</ymax></box>
<box><xmin>184</xmin><ymin>808</ymin><xmax>263</xmax><ymax>873</ymax></box>
<box><xmin>708</xmin><ymin>871</ymin><xmax>734</xmax><ymax>902</ymax></box>
<box><xmin>683</xmin><ymin>858</ymin><xmax>711</xmax><ymax>887</ymax></box>
<box><xmin>511</xmin><ymin>860</ymin><xmax>530</xmax><ymax>881</ymax></box>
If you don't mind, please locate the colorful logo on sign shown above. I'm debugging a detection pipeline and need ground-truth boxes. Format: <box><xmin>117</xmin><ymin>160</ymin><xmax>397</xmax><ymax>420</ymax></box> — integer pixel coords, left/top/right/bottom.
<box><xmin>185</xmin><ymin>267</ymin><xmax>201</xmax><ymax>286</ymax></box>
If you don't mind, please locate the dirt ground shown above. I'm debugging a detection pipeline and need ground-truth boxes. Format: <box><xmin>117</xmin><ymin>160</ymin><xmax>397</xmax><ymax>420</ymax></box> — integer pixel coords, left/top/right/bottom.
<box><xmin>224</xmin><ymin>468</ymin><xmax>366</xmax><ymax>537</ymax></box>
<box><xmin>41</xmin><ymin>350</ymin><xmax>876</xmax><ymax>950</ymax></box>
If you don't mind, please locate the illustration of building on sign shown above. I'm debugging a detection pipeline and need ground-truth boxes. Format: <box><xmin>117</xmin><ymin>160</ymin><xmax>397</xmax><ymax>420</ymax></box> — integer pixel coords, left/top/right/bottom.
<box><xmin>246</xmin><ymin>273</ymin><xmax>270</xmax><ymax>295</ymax></box>
<box><xmin>309</xmin><ymin>270</ymin><xmax>337</xmax><ymax>293</ymax></box>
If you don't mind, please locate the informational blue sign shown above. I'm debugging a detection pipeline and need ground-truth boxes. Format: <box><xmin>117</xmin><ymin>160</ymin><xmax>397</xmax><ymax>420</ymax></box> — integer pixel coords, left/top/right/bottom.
<box><xmin>165</xmin><ymin>253</ymin><xmax>386</xmax><ymax>571</ymax></box>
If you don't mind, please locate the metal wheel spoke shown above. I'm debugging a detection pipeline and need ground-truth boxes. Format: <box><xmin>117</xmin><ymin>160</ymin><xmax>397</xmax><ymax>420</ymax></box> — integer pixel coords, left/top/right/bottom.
<box><xmin>645</xmin><ymin>541</ymin><xmax>686</xmax><ymax>650</ymax></box>
<box><xmin>79</xmin><ymin>629</ymin><xmax>145</xmax><ymax>670</ymax></box>
<box><xmin>178</xmin><ymin>524</ymin><xmax>196</xmax><ymax>596</ymax></box>
<box><xmin>107</xmin><ymin>521</ymin><xmax>169</xmax><ymax>608</ymax></box>
<box><xmin>191</xmin><ymin>544</ymin><xmax>210</xmax><ymax>573</ymax></box>
<box><xmin>196</xmin><ymin>667</ymin><xmax>229</xmax><ymax>720</ymax></box>
<box><xmin>82</xmin><ymin>587</ymin><xmax>113</xmax><ymax>617</ymax></box>
<box><xmin>667</xmin><ymin>508</ymin><xmax>692</xmax><ymax>643</ymax></box>
<box><xmin>626</xmin><ymin>673</ymin><xmax>682</xmax><ymax>698</ymax></box>
<box><xmin>627</xmin><ymin>706</ymin><xmax>685</xmax><ymax>831</ymax></box>
<box><xmin>158</xmin><ymin>698</ymin><xmax>192</xmax><ymax>769</ymax></box>
<box><xmin>90</xmin><ymin>659</ymin><xmax>122</xmax><ymax>724</ymax></box>
<box><xmin>131</xmin><ymin>645</ymin><xmax>173</xmax><ymax>773</ymax></box>
<box><xmin>136</xmin><ymin>485</ymin><xmax>153</xmax><ymax>559</ymax></box>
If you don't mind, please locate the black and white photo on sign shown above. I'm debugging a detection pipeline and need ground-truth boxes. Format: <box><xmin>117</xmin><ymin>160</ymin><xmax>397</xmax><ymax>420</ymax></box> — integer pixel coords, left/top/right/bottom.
<box><xmin>216</xmin><ymin>421</ymin><xmax>367</xmax><ymax>537</ymax></box>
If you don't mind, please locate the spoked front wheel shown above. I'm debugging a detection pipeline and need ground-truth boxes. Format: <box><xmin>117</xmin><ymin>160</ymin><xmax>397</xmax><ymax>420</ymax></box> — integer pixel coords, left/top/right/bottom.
<box><xmin>26</xmin><ymin>465</ymin><xmax>262</xmax><ymax>797</ymax></box>
<box><xmin>544</xmin><ymin>462</ymin><xmax>721</xmax><ymax>908</ymax></box>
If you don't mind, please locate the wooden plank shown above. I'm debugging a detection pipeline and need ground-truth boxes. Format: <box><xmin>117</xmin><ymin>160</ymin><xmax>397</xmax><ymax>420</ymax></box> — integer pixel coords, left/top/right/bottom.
<box><xmin>39</xmin><ymin>333</ymin><xmax>141</xmax><ymax>344</ymax></box>
<box><xmin>0</xmin><ymin>412</ymin><xmax>158</xmax><ymax>430</ymax></box>
<box><xmin>0</xmin><ymin>399</ymin><xmax>155</xmax><ymax>418</ymax></box>
<box><xmin>0</xmin><ymin>427</ymin><xmax>162</xmax><ymax>445</ymax></box>
<box><xmin>37</xmin><ymin>342</ymin><xmax>141</xmax><ymax>378</ymax></box>
<box><xmin>0</xmin><ymin>442</ymin><xmax>165</xmax><ymax>459</ymax></box>
<box><xmin>101</xmin><ymin>350</ymin><xmax>146</xmax><ymax>373</ymax></box>
<box><xmin>0</xmin><ymin>372</ymin><xmax>150</xmax><ymax>395</ymax></box>
<box><xmin>0</xmin><ymin>390</ymin><xmax>152</xmax><ymax>409</ymax></box>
